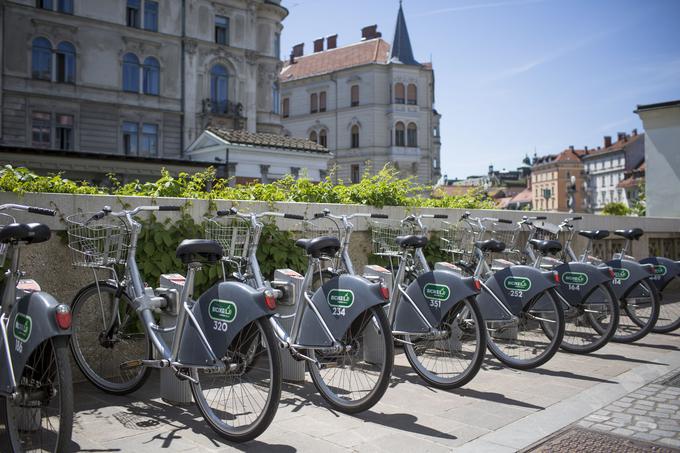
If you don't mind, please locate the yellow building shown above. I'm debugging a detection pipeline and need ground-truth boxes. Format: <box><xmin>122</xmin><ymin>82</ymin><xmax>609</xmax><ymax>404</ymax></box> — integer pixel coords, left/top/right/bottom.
<box><xmin>531</xmin><ymin>147</ymin><xmax>587</xmax><ymax>212</ymax></box>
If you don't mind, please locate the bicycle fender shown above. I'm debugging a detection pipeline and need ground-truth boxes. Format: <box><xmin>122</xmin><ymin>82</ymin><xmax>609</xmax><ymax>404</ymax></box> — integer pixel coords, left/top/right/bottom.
<box><xmin>177</xmin><ymin>281</ymin><xmax>270</xmax><ymax>367</ymax></box>
<box><xmin>606</xmin><ymin>259</ymin><xmax>655</xmax><ymax>299</ymax></box>
<box><xmin>553</xmin><ymin>262</ymin><xmax>613</xmax><ymax>306</ymax></box>
<box><xmin>640</xmin><ymin>257</ymin><xmax>680</xmax><ymax>291</ymax></box>
<box><xmin>394</xmin><ymin>270</ymin><xmax>479</xmax><ymax>333</ymax></box>
<box><xmin>476</xmin><ymin>266</ymin><xmax>558</xmax><ymax>319</ymax></box>
<box><xmin>296</xmin><ymin>274</ymin><xmax>387</xmax><ymax>347</ymax></box>
<box><xmin>0</xmin><ymin>292</ymin><xmax>70</xmax><ymax>395</ymax></box>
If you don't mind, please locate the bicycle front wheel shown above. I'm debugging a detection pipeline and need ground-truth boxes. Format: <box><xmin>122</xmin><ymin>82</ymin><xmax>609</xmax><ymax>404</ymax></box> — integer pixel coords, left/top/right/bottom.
<box><xmin>612</xmin><ymin>278</ymin><xmax>660</xmax><ymax>343</ymax></box>
<box><xmin>308</xmin><ymin>306</ymin><xmax>394</xmax><ymax>413</ymax></box>
<box><xmin>0</xmin><ymin>336</ymin><xmax>73</xmax><ymax>453</ymax></box>
<box><xmin>404</xmin><ymin>297</ymin><xmax>486</xmax><ymax>389</ymax></box>
<box><xmin>653</xmin><ymin>276</ymin><xmax>680</xmax><ymax>333</ymax></box>
<box><xmin>191</xmin><ymin>317</ymin><xmax>281</xmax><ymax>443</ymax></box>
<box><xmin>560</xmin><ymin>283</ymin><xmax>619</xmax><ymax>354</ymax></box>
<box><xmin>69</xmin><ymin>281</ymin><xmax>152</xmax><ymax>394</ymax></box>
<box><xmin>486</xmin><ymin>289</ymin><xmax>565</xmax><ymax>369</ymax></box>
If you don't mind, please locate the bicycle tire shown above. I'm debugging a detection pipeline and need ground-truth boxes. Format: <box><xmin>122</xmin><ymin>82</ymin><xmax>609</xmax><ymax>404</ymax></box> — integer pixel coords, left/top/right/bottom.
<box><xmin>652</xmin><ymin>276</ymin><xmax>680</xmax><ymax>333</ymax></box>
<box><xmin>612</xmin><ymin>278</ymin><xmax>660</xmax><ymax>343</ymax></box>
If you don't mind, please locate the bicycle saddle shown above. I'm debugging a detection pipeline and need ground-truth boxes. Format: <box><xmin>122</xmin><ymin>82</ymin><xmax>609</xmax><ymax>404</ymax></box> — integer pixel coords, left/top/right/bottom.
<box><xmin>578</xmin><ymin>230</ymin><xmax>609</xmax><ymax>240</ymax></box>
<box><xmin>295</xmin><ymin>236</ymin><xmax>341</xmax><ymax>258</ymax></box>
<box><xmin>0</xmin><ymin>223</ymin><xmax>51</xmax><ymax>244</ymax></box>
<box><xmin>529</xmin><ymin>239</ymin><xmax>562</xmax><ymax>255</ymax></box>
<box><xmin>176</xmin><ymin>239</ymin><xmax>223</xmax><ymax>264</ymax></box>
<box><xmin>475</xmin><ymin>239</ymin><xmax>506</xmax><ymax>253</ymax></box>
<box><xmin>395</xmin><ymin>235</ymin><xmax>428</xmax><ymax>249</ymax></box>
<box><xmin>614</xmin><ymin>228</ymin><xmax>644</xmax><ymax>240</ymax></box>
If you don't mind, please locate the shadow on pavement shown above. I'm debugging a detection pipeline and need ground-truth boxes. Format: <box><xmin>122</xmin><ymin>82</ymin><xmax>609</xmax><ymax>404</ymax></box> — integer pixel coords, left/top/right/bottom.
<box><xmin>278</xmin><ymin>381</ymin><xmax>341</xmax><ymax>416</ymax></box>
<box><xmin>356</xmin><ymin>411</ymin><xmax>457</xmax><ymax>440</ymax></box>
<box><xmin>589</xmin><ymin>352</ymin><xmax>668</xmax><ymax>365</ymax></box>
<box><xmin>454</xmin><ymin>388</ymin><xmax>544</xmax><ymax>410</ymax></box>
<box><xmin>525</xmin><ymin>367</ymin><xmax>617</xmax><ymax>384</ymax></box>
<box><xmin>630</xmin><ymin>342</ymin><xmax>679</xmax><ymax>351</ymax></box>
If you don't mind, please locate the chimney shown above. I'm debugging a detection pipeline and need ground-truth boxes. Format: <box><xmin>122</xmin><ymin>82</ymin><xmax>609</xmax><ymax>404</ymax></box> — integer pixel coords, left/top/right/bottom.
<box><xmin>632</xmin><ymin>128</ymin><xmax>638</xmax><ymax>136</ymax></box>
<box><xmin>584</xmin><ymin>146</ymin><xmax>588</xmax><ymax>152</ymax></box>
<box><xmin>361</xmin><ymin>24</ymin><xmax>381</xmax><ymax>40</ymax></box>
<box><xmin>292</xmin><ymin>43</ymin><xmax>304</xmax><ymax>57</ymax></box>
<box><xmin>617</xmin><ymin>132</ymin><xmax>627</xmax><ymax>142</ymax></box>
<box><xmin>569</xmin><ymin>145</ymin><xmax>574</xmax><ymax>151</ymax></box>
<box><xmin>289</xmin><ymin>51</ymin><xmax>295</xmax><ymax>65</ymax></box>
<box><xmin>604</xmin><ymin>136</ymin><xmax>612</xmax><ymax>148</ymax></box>
<box><xmin>326</xmin><ymin>34</ymin><xmax>338</xmax><ymax>50</ymax></box>
<box><xmin>313</xmin><ymin>37</ymin><xmax>324</xmax><ymax>53</ymax></box>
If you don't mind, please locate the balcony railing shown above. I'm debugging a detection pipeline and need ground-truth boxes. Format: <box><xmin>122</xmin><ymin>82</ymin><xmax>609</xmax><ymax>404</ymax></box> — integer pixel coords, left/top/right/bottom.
<box><xmin>203</xmin><ymin>99</ymin><xmax>244</xmax><ymax>118</ymax></box>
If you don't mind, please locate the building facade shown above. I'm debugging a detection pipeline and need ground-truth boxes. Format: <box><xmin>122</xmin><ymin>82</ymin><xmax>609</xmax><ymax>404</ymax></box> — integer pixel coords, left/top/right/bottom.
<box><xmin>531</xmin><ymin>147</ymin><xmax>586</xmax><ymax>212</ymax></box>
<box><xmin>1</xmin><ymin>0</ymin><xmax>287</xmax><ymax>181</ymax></box>
<box><xmin>581</xmin><ymin>131</ymin><xmax>644</xmax><ymax>213</ymax></box>
<box><xmin>278</xmin><ymin>4</ymin><xmax>441</xmax><ymax>185</ymax></box>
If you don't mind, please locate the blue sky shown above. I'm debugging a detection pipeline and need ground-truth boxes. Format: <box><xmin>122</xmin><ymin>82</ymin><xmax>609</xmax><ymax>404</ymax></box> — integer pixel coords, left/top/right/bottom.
<box><xmin>279</xmin><ymin>0</ymin><xmax>680</xmax><ymax>180</ymax></box>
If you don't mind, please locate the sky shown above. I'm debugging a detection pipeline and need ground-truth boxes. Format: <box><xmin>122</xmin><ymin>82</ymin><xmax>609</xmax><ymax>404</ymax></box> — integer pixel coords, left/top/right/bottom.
<box><xmin>279</xmin><ymin>0</ymin><xmax>680</xmax><ymax>180</ymax></box>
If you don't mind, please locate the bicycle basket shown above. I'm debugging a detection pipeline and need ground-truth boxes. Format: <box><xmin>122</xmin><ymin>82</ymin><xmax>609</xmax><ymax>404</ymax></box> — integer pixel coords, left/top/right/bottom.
<box><xmin>301</xmin><ymin>217</ymin><xmax>344</xmax><ymax>242</ymax></box>
<box><xmin>0</xmin><ymin>213</ymin><xmax>16</xmax><ymax>267</ymax></box>
<box><xmin>205</xmin><ymin>216</ymin><xmax>251</xmax><ymax>259</ymax></box>
<box><xmin>440</xmin><ymin>221</ymin><xmax>479</xmax><ymax>263</ymax></box>
<box><xmin>370</xmin><ymin>220</ymin><xmax>416</xmax><ymax>257</ymax></box>
<box><xmin>66</xmin><ymin>213</ymin><xmax>131</xmax><ymax>267</ymax></box>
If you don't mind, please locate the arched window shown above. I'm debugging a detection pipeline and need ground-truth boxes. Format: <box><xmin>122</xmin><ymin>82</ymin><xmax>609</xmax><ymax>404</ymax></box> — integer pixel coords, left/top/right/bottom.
<box><xmin>407</xmin><ymin>84</ymin><xmax>417</xmax><ymax>105</ymax></box>
<box><xmin>351</xmin><ymin>125</ymin><xmax>359</xmax><ymax>148</ymax></box>
<box><xmin>309</xmin><ymin>131</ymin><xmax>318</xmax><ymax>143</ymax></box>
<box><xmin>395</xmin><ymin>122</ymin><xmax>405</xmax><ymax>146</ymax></box>
<box><xmin>282</xmin><ymin>98</ymin><xmax>290</xmax><ymax>118</ymax></box>
<box><xmin>143</xmin><ymin>57</ymin><xmax>160</xmax><ymax>95</ymax></box>
<box><xmin>351</xmin><ymin>85</ymin><xmax>359</xmax><ymax>107</ymax></box>
<box><xmin>319</xmin><ymin>129</ymin><xmax>327</xmax><ymax>147</ymax></box>
<box><xmin>407</xmin><ymin>122</ymin><xmax>417</xmax><ymax>147</ymax></box>
<box><xmin>319</xmin><ymin>91</ymin><xmax>327</xmax><ymax>112</ymax></box>
<box><xmin>56</xmin><ymin>41</ymin><xmax>75</xmax><ymax>83</ymax></box>
<box><xmin>272</xmin><ymin>82</ymin><xmax>280</xmax><ymax>114</ymax></box>
<box><xmin>32</xmin><ymin>37</ymin><xmax>52</xmax><ymax>81</ymax></box>
<box><xmin>310</xmin><ymin>93</ymin><xmax>318</xmax><ymax>113</ymax></box>
<box><xmin>394</xmin><ymin>83</ymin><xmax>405</xmax><ymax>104</ymax></box>
<box><xmin>122</xmin><ymin>53</ymin><xmax>140</xmax><ymax>92</ymax></box>
<box><xmin>210</xmin><ymin>64</ymin><xmax>229</xmax><ymax>113</ymax></box>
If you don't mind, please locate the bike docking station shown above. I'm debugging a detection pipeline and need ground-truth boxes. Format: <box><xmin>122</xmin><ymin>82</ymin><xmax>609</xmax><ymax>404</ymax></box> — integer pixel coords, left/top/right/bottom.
<box><xmin>362</xmin><ymin>265</ymin><xmax>394</xmax><ymax>363</ymax></box>
<box><xmin>271</xmin><ymin>269</ymin><xmax>306</xmax><ymax>382</ymax></box>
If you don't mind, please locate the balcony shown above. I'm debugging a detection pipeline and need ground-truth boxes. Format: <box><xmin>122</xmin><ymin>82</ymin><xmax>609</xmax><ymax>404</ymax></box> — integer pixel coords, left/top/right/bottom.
<box><xmin>203</xmin><ymin>99</ymin><xmax>245</xmax><ymax>118</ymax></box>
<box><xmin>390</xmin><ymin>146</ymin><xmax>421</xmax><ymax>163</ymax></box>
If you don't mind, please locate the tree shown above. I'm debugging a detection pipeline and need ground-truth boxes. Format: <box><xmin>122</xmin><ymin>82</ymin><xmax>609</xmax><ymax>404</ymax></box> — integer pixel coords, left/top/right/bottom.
<box><xmin>602</xmin><ymin>202</ymin><xmax>630</xmax><ymax>216</ymax></box>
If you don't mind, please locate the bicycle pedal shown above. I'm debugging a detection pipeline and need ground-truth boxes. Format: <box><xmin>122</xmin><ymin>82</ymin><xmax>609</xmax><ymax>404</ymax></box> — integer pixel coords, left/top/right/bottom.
<box><xmin>119</xmin><ymin>359</ymin><xmax>143</xmax><ymax>370</ymax></box>
<box><xmin>174</xmin><ymin>369</ymin><xmax>198</xmax><ymax>384</ymax></box>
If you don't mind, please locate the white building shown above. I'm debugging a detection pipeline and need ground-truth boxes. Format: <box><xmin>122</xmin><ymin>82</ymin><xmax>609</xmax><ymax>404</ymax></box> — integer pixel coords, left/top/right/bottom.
<box><xmin>278</xmin><ymin>4</ymin><xmax>441</xmax><ymax>185</ymax></box>
<box><xmin>582</xmin><ymin>131</ymin><xmax>644</xmax><ymax>213</ymax></box>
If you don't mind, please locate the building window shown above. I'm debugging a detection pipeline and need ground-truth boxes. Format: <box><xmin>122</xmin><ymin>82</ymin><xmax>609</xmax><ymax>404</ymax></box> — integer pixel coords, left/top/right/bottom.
<box><xmin>141</xmin><ymin>123</ymin><xmax>158</xmax><ymax>156</ymax></box>
<box><xmin>394</xmin><ymin>83</ymin><xmax>405</xmax><ymax>104</ymax></box>
<box><xmin>351</xmin><ymin>125</ymin><xmax>359</xmax><ymax>148</ymax></box>
<box><xmin>395</xmin><ymin>121</ymin><xmax>405</xmax><ymax>146</ymax></box>
<box><xmin>310</xmin><ymin>93</ymin><xmax>318</xmax><ymax>113</ymax></box>
<box><xmin>282</xmin><ymin>98</ymin><xmax>289</xmax><ymax>118</ymax></box>
<box><xmin>272</xmin><ymin>82</ymin><xmax>280</xmax><ymax>114</ymax></box>
<box><xmin>210</xmin><ymin>64</ymin><xmax>229</xmax><ymax>113</ymax></box>
<box><xmin>56</xmin><ymin>114</ymin><xmax>73</xmax><ymax>150</ymax></box>
<box><xmin>407</xmin><ymin>84</ymin><xmax>417</xmax><ymax>105</ymax></box>
<box><xmin>32</xmin><ymin>37</ymin><xmax>52</xmax><ymax>81</ymax></box>
<box><xmin>57</xmin><ymin>0</ymin><xmax>73</xmax><ymax>13</ymax></box>
<box><xmin>55</xmin><ymin>41</ymin><xmax>76</xmax><ymax>84</ymax></box>
<box><xmin>144</xmin><ymin>0</ymin><xmax>158</xmax><ymax>31</ymax></box>
<box><xmin>36</xmin><ymin>0</ymin><xmax>52</xmax><ymax>10</ymax></box>
<box><xmin>122</xmin><ymin>121</ymin><xmax>139</xmax><ymax>155</ymax></box>
<box><xmin>319</xmin><ymin>91</ymin><xmax>327</xmax><ymax>112</ymax></box>
<box><xmin>274</xmin><ymin>32</ymin><xmax>281</xmax><ymax>58</ymax></box>
<box><xmin>309</xmin><ymin>131</ymin><xmax>317</xmax><ymax>143</ymax></box>
<box><xmin>351</xmin><ymin>85</ymin><xmax>359</xmax><ymax>107</ymax></box>
<box><xmin>407</xmin><ymin>122</ymin><xmax>417</xmax><ymax>147</ymax></box>
<box><xmin>122</xmin><ymin>53</ymin><xmax>140</xmax><ymax>92</ymax></box>
<box><xmin>319</xmin><ymin>129</ymin><xmax>327</xmax><ymax>147</ymax></box>
<box><xmin>126</xmin><ymin>0</ymin><xmax>141</xmax><ymax>28</ymax></box>
<box><xmin>351</xmin><ymin>164</ymin><xmax>360</xmax><ymax>184</ymax></box>
<box><xmin>31</xmin><ymin>112</ymin><xmax>51</xmax><ymax>147</ymax></box>
<box><xmin>142</xmin><ymin>57</ymin><xmax>160</xmax><ymax>95</ymax></box>
<box><xmin>215</xmin><ymin>15</ymin><xmax>229</xmax><ymax>45</ymax></box>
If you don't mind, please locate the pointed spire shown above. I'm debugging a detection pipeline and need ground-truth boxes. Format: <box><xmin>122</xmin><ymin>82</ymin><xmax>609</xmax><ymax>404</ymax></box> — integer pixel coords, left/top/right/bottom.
<box><xmin>390</xmin><ymin>1</ymin><xmax>419</xmax><ymax>65</ymax></box>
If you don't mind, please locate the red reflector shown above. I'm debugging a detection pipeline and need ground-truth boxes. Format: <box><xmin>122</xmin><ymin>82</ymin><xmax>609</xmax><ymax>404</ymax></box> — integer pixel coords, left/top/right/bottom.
<box><xmin>380</xmin><ymin>284</ymin><xmax>390</xmax><ymax>300</ymax></box>
<box><xmin>55</xmin><ymin>305</ymin><xmax>72</xmax><ymax>330</ymax></box>
<box><xmin>608</xmin><ymin>268</ymin><xmax>615</xmax><ymax>278</ymax></box>
<box><xmin>473</xmin><ymin>279</ymin><xmax>482</xmax><ymax>291</ymax></box>
<box><xmin>553</xmin><ymin>272</ymin><xmax>560</xmax><ymax>283</ymax></box>
<box><xmin>264</xmin><ymin>291</ymin><xmax>277</xmax><ymax>310</ymax></box>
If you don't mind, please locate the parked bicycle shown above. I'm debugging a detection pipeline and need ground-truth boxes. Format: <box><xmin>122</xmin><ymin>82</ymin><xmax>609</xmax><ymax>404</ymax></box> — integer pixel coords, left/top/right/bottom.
<box><xmin>66</xmin><ymin>205</ymin><xmax>281</xmax><ymax>442</ymax></box>
<box><xmin>0</xmin><ymin>204</ymin><xmax>73</xmax><ymax>453</ymax></box>
<box><xmin>206</xmin><ymin>208</ymin><xmax>393</xmax><ymax>413</ymax></box>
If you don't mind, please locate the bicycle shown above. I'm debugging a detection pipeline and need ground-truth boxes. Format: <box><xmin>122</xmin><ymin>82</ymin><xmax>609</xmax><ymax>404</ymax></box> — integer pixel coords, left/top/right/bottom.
<box><xmin>0</xmin><ymin>204</ymin><xmax>73</xmax><ymax>453</ymax></box>
<box><xmin>637</xmin><ymin>243</ymin><xmax>680</xmax><ymax>334</ymax></box>
<box><xmin>66</xmin><ymin>205</ymin><xmax>281</xmax><ymax>442</ymax></box>
<box><xmin>206</xmin><ymin>208</ymin><xmax>393</xmax><ymax>413</ymax></box>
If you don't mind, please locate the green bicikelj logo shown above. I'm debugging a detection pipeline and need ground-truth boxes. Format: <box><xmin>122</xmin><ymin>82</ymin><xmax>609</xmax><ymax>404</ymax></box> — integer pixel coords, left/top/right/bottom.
<box><xmin>504</xmin><ymin>276</ymin><xmax>532</xmax><ymax>292</ymax></box>
<box><xmin>654</xmin><ymin>265</ymin><xmax>668</xmax><ymax>276</ymax></box>
<box><xmin>613</xmin><ymin>268</ymin><xmax>630</xmax><ymax>280</ymax></box>
<box><xmin>208</xmin><ymin>300</ymin><xmax>237</xmax><ymax>322</ymax></box>
<box><xmin>423</xmin><ymin>283</ymin><xmax>451</xmax><ymax>302</ymax></box>
<box><xmin>328</xmin><ymin>289</ymin><xmax>354</xmax><ymax>308</ymax></box>
<box><xmin>14</xmin><ymin>313</ymin><xmax>32</xmax><ymax>343</ymax></box>
<box><xmin>562</xmin><ymin>272</ymin><xmax>589</xmax><ymax>286</ymax></box>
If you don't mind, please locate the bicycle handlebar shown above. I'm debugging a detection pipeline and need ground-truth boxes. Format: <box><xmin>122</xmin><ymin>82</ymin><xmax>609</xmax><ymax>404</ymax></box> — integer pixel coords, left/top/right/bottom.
<box><xmin>313</xmin><ymin>210</ymin><xmax>389</xmax><ymax>220</ymax></box>
<box><xmin>216</xmin><ymin>208</ymin><xmax>303</xmax><ymax>221</ymax></box>
<box><xmin>0</xmin><ymin>204</ymin><xmax>56</xmax><ymax>216</ymax></box>
<box><xmin>86</xmin><ymin>205</ymin><xmax>180</xmax><ymax>224</ymax></box>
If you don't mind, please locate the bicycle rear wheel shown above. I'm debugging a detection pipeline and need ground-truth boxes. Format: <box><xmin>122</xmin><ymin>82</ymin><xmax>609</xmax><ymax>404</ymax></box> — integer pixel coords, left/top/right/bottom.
<box><xmin>559</xmin><ymin>283</ymin><xmax>619</xmax><ymax>354</ymax></box>
<box><xmin>0</xmin><ymin>337</ymin><xmax>73</xmax><ymax>453</ymax></box>
<box><xmin>486</xmin><ymin>289</ymin><xmax>565</xmax><ymax>369</ymax></box>
<box><xmin>653</xmin><ymin>276</ymin><xmax>680</xmax><ymax>333</ymax></box>
<box><xmin>404</xmin><ymin>297</ymin><xmax>486</xmax><ymax>389</ymax></box>
<box><xmin>308</xmin><ymin>306</ymin><xmax>394</xmax><ymax>413</ymax></box>
<box><xmin>612</xmin><ymin>278</ymin><xmax>660</xmax><ymax>343</ymax></box>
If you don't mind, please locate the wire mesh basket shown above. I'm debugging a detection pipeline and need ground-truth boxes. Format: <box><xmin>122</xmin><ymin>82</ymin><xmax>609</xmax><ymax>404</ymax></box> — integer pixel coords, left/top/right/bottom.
<box><xmin>0</xmin><ymin>213</ymin><xmax>16</xmax><ymax>267</ymax></box>
<box><xmin>66</xmin><ymin>213</ymin><xmax>131</xmax><ymax>267</ymax></box>
<box><xmin>439</xmin><ymin>221</ymin><xmax>479</xmax><ymax>264</ymax></box>
<box><xmin>300</xmin><ymin>217</ymin><xmax>344</xmax><ymax>242</ymax></box>
<box><xmin>370</xmin><ymin>220</ymin><xmax>417</xmax><ymax>257</ymax></box>
<box><xmin>205</xmin><ymin>216</ymin><xmax>252</xmax><ymax>259</ymax></box>
<box><xmin>532</xmin><ymin>223</ymin><xmax>570</xmax><ymax>244</ymax></box>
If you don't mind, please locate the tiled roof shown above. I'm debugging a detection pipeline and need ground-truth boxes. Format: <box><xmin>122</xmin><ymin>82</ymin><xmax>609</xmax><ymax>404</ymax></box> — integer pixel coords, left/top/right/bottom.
<box><xmin>582</xmin><ymin>133</ymin><xmax>644</xmax><ymax>159</ymax></box>
<box><xmin>510</xmin><ymin>187</ymin><xmax>533</xmax><ymax>204</ymax></box>
<box><xmin>534</xmin><ymin>148</ymin><xmax>587</xmax><ymax>166</ymax></box>
<box><xmin>280</xmin><ymin>39</ymin><xmax>391</xmax><ymax>82</ymax></box>
<box><xmin>207</xmin><ymin>127</ymin><xmax>328</xmax><ymax>153</ymax></box>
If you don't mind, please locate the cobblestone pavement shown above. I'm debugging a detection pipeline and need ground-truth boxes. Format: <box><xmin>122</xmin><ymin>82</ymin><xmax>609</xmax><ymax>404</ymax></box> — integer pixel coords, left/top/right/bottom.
<box><xmin>526</xmin><ymin>427</ymin><xmax>677</xmax><ymax>452</ymax></box>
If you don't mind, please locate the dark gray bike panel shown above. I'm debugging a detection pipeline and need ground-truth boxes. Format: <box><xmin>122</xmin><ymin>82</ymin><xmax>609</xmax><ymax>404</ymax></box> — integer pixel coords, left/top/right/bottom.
<box><xmin>640</xmin><ymin>257</ymin><xmax>680</xmax><ymax>291</ymax></box>
<box><xmin>393</xmin><ymin>270</ymin><xmax>479</xmax><ymax>332</ymax></box>
<box><xmin>296</xmin><ymin>274</ymin><xmax>386</xmax><ymax>347</ymax></box>
<box><xmin>177</xmin><ymin>281</ymin><xmax>270</xmax><ymax>367</ymax></box>
<box><xmin>553</xmin><ymin>262</ymin><xmax>613</xmax><ymax>306</ymax></box>
<box><xmin>0</xmin><ymin>292</ymin><xmax>71</xmax><ymax>394</ymax></box>
<box><xmin>476</xmin><ymin>266</ymin><xmax>558</xmax><ymax>319</ymax></box>
<box><xmin>606</xmin><ymin>259</ymin><xmax>654</xmax><ymax>299</ymax></box>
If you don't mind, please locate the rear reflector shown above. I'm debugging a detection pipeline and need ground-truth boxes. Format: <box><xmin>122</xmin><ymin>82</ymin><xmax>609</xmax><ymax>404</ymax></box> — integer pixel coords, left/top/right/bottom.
<box><xmin>553</xmin><ymin>271</ymin><xmax>560</xmax><ymax>283</ymax></box>
<box><xmin>473</xmin><ymin>279</ymin><xmax>482</xmax><ymax>291</ymax></box>
<box><xmin>380</xmin><ymin>284</ymin><xmax>390</xmax><ymax>300</ymax></box>
<box><xmin>608</xmin><ymin>268</ymin><xmax>615</xmax><ymax>279</ymax></box>
<box><xmin>55</xmin><ymin>304</ymin><xmax>72</xmax><ymax>330</ymax></box>
<box><xmin>264</xmin><ymin>290</ymin><xmax>277</xmax><ymax>310</ymax></box>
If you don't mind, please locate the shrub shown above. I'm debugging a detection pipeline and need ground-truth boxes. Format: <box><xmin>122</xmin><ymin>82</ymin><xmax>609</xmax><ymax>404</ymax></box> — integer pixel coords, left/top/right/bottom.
<box><xmin>602</xmin><ymin>202</ymin><xmax>631</xmax><ymax>216</ymax></box>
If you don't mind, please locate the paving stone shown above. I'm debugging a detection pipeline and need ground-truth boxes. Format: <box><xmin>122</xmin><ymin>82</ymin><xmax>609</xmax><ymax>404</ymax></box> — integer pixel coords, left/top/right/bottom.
<box><xmin>627</xmin><ymin>408</ymin><xmax>647</xmax><ymax>415</ymax></box>
<box><xmin>604</xmin><ymin>420</ymin><xmax>627</xmax><ymax>428</ymax></box>
<box><xmin>612</xmin><ymin>401</ymin><xmax>632</xmax><ymax>408</ymax></box>
<box><xmin>610</xmin><ymin>413</ymin><xmax>633</xmax><ymax>421</ymax></box>
<box><xmin>587</xmin><ymin>414</ymin><xmax>610</xmax><ymax>422</ymax></box>
<box><xmin>634</xmin><ymin>415</ymin><xmax>655</xmax><ymax>423</ymax></box>
<box><xmin>576</xmin><ymin>421</ymin><xmax>593</xmax><ymax>428</ymax></box>
<box><xmin>659</xmin><ymin>438</ymin><xmax>680</xmax><ymax>448</ymax></box>
<box><xmin>650</xmin><ymin>429</ymin><xmax>677</xmax><ymax>437</ymax></box>
<box><xmin>591</xmin><ymin>423</ymin><xmax>615</xmax><ymax>432</ymax></box>
<box><xmin>619</xmin><ymin>397</ymin><xmax>634</xmax><ymax>403</ymax></box>
<box><xmin>632</xmin><ymin>432</ymin><xmax>662</xmax><ymax>442</ymax></box>
<box><xmin>635</xmin><ymin>421</ymin><xmax>658</xmax><ymax>430</ymax></box>
<box><xmin>611</xmin><ymin>427</ymin><xmax>635</xmax><ymax>436</ymax></box>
